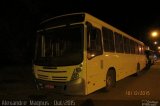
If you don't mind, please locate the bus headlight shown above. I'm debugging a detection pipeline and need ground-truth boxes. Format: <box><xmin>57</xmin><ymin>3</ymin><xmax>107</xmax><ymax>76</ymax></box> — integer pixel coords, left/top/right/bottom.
<box><xmin>75</xmin><ymin>67</ymin><xmax>82</xmax><ymax>73</ymax></box>
<box><xmin>71</xmin><ymin>68</ymin><xmax>82</xmax><ymax>80</ymax></box>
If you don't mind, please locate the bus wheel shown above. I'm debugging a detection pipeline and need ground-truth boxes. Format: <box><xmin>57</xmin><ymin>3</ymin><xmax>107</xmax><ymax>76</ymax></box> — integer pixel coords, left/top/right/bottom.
<box><xmin>105</xmin><ymin>69</ymin><xmax>116</xmax><ymax>91</ymax></box>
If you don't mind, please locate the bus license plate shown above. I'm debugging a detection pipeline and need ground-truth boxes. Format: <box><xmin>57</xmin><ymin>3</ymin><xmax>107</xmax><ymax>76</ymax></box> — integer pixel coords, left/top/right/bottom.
<box><xmin>45</xmin><ymin>84</ymin><xmax>54</xmax><ymax>89</ymax></box>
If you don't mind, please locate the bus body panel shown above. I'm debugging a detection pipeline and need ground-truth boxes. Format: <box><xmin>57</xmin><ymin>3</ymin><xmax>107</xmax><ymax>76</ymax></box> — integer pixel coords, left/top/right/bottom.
<box><xmin>86</xmin><ymin>55</ymin><xmax>106</xmax><ymax>94</ymax></box>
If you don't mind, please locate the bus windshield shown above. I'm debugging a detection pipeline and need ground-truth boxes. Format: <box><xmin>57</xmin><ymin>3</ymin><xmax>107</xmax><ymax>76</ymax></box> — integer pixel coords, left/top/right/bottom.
<box><xmin>35</xmin><ymin>24</ymin><xmax>84</xmax><ymax>66</ymax></box>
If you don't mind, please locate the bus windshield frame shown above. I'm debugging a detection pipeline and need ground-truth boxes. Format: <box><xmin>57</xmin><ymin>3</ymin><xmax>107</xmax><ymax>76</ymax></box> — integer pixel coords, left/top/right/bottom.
<box><xmin>34</xmin><ymin>24</ymin><xmax>84</xmax><ymax>66</ymax></box>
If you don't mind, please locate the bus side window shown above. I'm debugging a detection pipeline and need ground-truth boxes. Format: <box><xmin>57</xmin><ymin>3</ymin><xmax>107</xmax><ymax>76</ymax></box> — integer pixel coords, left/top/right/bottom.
<box><xmin>115</xmin><ymin>32</ymin><xmax>124</xmax><ymax>53</ymax></box>
<box><xmin>130</xmin><ymin>40</ymin><xmax>135</xmax><ymax>54</ymax></box>
<box><xmin>123</xmin><ymin>36</ymin><xmax>130</xmax><ymax>54</ymax></box>
<box><xmin>102</xmin><ymin>27</ymin><xmax>115</xmax><ymax>52</ymax></box>
<box><xmin>87</xmin><ymin>26</ymin><xmax>102</xmax><ymax>59</ymax></box>
<box><xmin>135</xmin><ymin>42</ymin><xmax>139</xmax><ymax>54</ymax></box>
<box><xmin>141</xmin><ymin>46</ymin><xmax>144</xmax><ymax>54</ymax></box>
<box><xmin>138</xmin><ymin>44</ymin><xmax>142</xmax><ymax>54</ymax></box>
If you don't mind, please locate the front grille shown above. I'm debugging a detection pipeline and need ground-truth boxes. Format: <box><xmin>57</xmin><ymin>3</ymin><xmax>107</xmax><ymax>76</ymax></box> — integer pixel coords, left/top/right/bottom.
<box><xmin>37</xmin><ymin>74</ymin><xmax>68</xmax><ymax>81</ymax></box>
<box><xmin>37</xmin><ymin>74</ymin><xmax>49</xmax><ymax>80</ymax></box>
<box><xmin>52</xmin><ymin>76</ymin><xmax>67</xmax><ymax>81</ymax></box>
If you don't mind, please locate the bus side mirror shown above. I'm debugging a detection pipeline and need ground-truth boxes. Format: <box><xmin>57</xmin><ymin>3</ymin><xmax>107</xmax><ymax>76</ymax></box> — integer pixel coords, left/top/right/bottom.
<box><xmin>87</xmin><ymin>51</ymin><xmax>96</xmax><ymax>60</ymax></box>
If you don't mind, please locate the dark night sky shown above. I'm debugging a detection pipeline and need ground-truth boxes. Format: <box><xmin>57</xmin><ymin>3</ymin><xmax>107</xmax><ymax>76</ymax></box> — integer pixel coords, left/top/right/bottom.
<box><xmin>1</xmin><ymin>0</ymin><xmax>160</xmax><ymax>65</ymax></box>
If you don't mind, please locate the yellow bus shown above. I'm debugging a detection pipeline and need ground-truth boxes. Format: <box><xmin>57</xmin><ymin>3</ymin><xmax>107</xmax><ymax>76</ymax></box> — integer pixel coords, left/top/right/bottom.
<box><xmin>33</xmin><ymin>12</ymin><xmax>147</xmax><ymax>95</ymax></box>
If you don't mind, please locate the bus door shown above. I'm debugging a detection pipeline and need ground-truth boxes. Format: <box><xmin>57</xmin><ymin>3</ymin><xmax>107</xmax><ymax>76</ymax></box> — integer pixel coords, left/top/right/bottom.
<box><xmin>86</xmin><ymin>23</ymin><xmax>105</xmax><ymax>94</ymax></box>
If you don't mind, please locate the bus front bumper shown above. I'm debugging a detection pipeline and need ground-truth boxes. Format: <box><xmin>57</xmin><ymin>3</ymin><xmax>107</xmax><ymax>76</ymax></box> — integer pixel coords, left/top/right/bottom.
<box><xmin>35</xmin><ymin>78</ymin><xmax>85</xmax><ymax>95</ymax></box>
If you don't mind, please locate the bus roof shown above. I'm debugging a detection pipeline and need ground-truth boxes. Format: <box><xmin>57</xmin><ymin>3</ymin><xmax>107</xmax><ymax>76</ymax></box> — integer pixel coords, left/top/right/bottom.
<box><xmin>40</xmin><ymin>12</ymin><xmax>144</xmax><ymax>45</ymax></box>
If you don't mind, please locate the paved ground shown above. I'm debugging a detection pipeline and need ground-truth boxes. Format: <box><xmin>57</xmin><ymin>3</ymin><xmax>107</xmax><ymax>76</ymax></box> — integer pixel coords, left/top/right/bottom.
<box><xmin>0</xmin><ymin>60</ymin><xmax>160</xmax><ymax>106</ymax></box>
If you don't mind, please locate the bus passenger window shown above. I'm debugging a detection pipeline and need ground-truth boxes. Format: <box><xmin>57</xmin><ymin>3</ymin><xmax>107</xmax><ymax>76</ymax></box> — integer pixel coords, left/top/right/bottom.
<box><xmin>135</xmin><ymin>43</ymin><xmax>139</xmax><ymax>54</ymax></box>
<box><xmin>115</xmin><ymin>32</ymin><xmax>124</xmax><ymax>53</ymax></box>
<box><xmin>102</xmin><ymin>27</ymin><xmax>115</xmax><ymax>52</ymax></box>
<box><xmin>123</xmin><ymin>37</ymin><xmax>130</xmax><ymax>54</ymax></box>
<box><xmin>130</xmin><ymin>40</ymin><xmax>135</xmax><ymax>54</ymax></box>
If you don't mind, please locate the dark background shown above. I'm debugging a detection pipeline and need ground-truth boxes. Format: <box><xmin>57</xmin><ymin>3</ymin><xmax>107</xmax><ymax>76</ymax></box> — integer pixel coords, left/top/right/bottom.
<box><xmin>1</xmin><ymin>0</ymin><xmax>160</xmax><ymax>66</ymax></box>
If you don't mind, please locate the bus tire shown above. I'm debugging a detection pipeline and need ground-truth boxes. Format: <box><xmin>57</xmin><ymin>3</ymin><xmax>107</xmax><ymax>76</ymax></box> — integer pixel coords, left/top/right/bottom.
<box><xmin>105</xmin><ymin>69</ymin><xmax>116</xmax><ymax>91</ymax></box>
